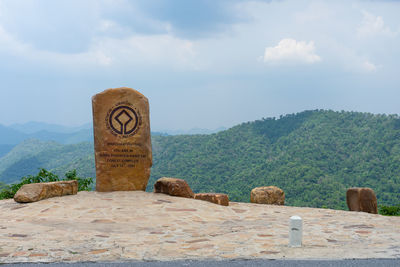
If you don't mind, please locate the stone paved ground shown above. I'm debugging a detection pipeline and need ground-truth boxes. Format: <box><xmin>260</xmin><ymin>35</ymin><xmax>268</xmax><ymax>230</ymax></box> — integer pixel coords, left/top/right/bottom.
<box><xmin>0</xmin><ymin>191</ymin><xmax>399</xmax><ymax>263</ymax></box>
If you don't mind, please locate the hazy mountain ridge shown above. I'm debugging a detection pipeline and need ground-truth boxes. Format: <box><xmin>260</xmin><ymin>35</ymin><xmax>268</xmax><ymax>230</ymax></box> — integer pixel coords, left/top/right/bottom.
<box><xmin>156</xmin><ymin>127</ymin><xmax>227</xmax><ymax>135</ymax></box>
<box><xmin>8</xmin><ymin>122</ymin><xmax>92</xmax><ymax>134</ymax></box>
<box><xmin>0</xmin><ymin>123</ymin><xmax>93</xmax><ymax>146</ymax></box>
<box><xmin>0</xmin><ymin>144</ymin><xmax>15</xmax><ymax>158</ymax></box>
<box><xmin>0</xmin><ymin>110</ymin><xmax>399</xmax><ymax>209</ymax></box>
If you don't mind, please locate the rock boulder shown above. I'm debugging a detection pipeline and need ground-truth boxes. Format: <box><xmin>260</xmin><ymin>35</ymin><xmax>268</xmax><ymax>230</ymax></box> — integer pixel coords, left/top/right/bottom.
<box><xmin>194</xmin><ymin>193</ymin><xmax>229</xmax><ymax>206</ymax></box>
<box><xmin>14</xmin><ymin>180</ymin><xmax>78</xmax><ymax>203</ymax></box>
<box><xmin>250</xmin><ymin>186</ymin><xmax>285</xmax><ymax>205</ymax></box>
<box><xmin>154</xmin><ymin>177</ymin><xmax>194</xmax><ymax>198</ymax></box>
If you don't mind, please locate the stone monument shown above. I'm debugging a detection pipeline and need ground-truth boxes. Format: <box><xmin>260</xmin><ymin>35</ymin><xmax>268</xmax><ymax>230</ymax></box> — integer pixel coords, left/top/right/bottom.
<box><xmin>92</xmin><ymin>87</ymin><xmax>152</xmax><ymax>191</ymax></box>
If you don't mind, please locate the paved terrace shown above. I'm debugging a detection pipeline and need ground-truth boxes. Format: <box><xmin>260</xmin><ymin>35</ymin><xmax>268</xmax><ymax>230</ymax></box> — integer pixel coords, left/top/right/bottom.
<box><xmin>0</xmin><ymin>191</ymin><xmax>399</xmax><ymax>263</ymax></box>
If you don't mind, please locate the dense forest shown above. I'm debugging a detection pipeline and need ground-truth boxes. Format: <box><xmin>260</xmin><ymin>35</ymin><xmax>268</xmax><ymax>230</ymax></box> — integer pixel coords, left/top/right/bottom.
<box><xmin>148</xmin><ymin>110</ymin><xmax>400</xmax><ymax>209</ymax></box>
<box><xmin>1</xmin><ymin>110</ymin><xmax>399</xmax><ymax>210</ymax></box>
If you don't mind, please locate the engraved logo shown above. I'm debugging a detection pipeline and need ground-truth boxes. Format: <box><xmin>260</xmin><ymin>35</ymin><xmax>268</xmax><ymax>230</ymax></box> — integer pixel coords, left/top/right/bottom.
<box><xmin>106</xmin><ymin>102</ymin><xmax>141</xmax><ymax>137</ymax></box>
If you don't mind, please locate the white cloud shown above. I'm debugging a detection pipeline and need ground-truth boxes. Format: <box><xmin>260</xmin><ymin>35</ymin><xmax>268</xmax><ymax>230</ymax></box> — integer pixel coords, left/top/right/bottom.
<box><xmin>357</xmin><ymin>10</ymin><xmax>396</xmax><ymax>38</ymax></box>
<box><xmin>0</xmin><ymin>19</ymin><xmax>197</xmax><ymax>70</ymax></box>
<box><xmin>263</xmin><ymin>38</ymin><xmax>321</xmax><ymax>64</ymax></box>
<box><xmin>362</xmin><ymin>60</ymin><xmax>378</xmax><ymax>72</ymax></box>
<box><xmin>0</xmin><ymin>24</ymin><xmax>31</xmax><ymax>53</ymax></box>
<box><xmin>89</xmin><ymin>34</ymin><xmax>196</xmax><ymax>68</ymax></box>
<box><xmin>324</xmin><ymin>39</ymin><xmax>381</xmax><ymax>74</ymax></box>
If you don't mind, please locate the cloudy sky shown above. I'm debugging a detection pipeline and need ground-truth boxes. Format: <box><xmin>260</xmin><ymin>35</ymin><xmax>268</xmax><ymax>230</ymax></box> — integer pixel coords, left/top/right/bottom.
<box><xmin>0</xmin><ymin>0</ymin><xmax>399</xmax><ymax>131</ymax></box>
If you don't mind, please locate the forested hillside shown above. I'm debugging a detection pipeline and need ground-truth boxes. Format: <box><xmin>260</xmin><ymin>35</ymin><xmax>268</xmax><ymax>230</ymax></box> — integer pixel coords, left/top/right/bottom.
<box><xmin>1</xmin><ymin>110</ymin><xmax>399</xmax><ymax>209</ymax></box>
<box><xmin>0</xmin><ymin>140</ymin><xmax>93</xmax><ymax>184</ymax></box>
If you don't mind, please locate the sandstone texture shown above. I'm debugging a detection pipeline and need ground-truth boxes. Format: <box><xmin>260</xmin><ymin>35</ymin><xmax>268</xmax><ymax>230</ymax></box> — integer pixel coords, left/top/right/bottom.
<box><xmin>346</xmin><ymin>187</ymin><xmax>378</xmax><ymax>214</ymax></box>
<box><xmin>154</xmin><ymin>177</ymin><xmax>194</xmax><ymax>198</ymax></box>
<box><xmin>1</xmin><ymin>191</ymin><xmax>399</xmax><ymax>263</ymax></box>
<box><xmin>250</xmin><ymin>186</ymin><xmax>285</xmax><ymax>205</ymax></box>
<box><xmin>92</xmin><ymin>87</ymin><xmax>152</xmax><ymax>192</ymax></box>
<box><xmin>194</xmin><ymin>193</ymin><xmax>229</xmax><ymax>206</ymax></box>
<box><xmin>13</xmin><ymin>180</ymin><xmax>78</xmax><ymax>203</ymax></box>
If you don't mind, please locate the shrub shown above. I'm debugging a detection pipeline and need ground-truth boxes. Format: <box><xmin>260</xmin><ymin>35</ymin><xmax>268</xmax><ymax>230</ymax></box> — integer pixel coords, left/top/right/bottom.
<box><xmin>379</xmin><ymin>205</ymin><xmax>400</xmax><ymax>216</ymax></box>
<box><xmin>0</xmin><ymin>168</ymin><xmax>94</xmax><ymax>200</ymax></box>
<box><xmin>64</xmin><ymin>169</ymin><xmax>93</xmax><ymax>191</ymax></box>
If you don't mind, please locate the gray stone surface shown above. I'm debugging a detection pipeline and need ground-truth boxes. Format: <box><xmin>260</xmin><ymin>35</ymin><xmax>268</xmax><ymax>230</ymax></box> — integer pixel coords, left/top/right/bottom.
<box><xmin>2</xmin><ymin>259</ymin><xmax>400</xmax><ymax>267</ymax></box>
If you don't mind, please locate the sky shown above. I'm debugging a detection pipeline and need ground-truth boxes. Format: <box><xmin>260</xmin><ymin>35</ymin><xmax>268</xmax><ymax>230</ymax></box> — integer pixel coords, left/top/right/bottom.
<box><xmin>0</xmin><ymin>0</ymin><xmax>399</xmax><ymax>131</ymax></box>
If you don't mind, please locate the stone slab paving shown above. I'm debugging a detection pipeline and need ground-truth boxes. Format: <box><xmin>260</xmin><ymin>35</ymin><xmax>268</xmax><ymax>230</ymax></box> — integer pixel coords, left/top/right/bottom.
<box><xmin>0</xmin><ymin>191</ymin><xmax>399</xmax><ymax>263</ymax></box>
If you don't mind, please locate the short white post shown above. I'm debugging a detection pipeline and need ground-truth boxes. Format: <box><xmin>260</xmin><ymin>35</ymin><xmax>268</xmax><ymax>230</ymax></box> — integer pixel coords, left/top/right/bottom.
<box><xmin>289</xmin><ymin>215</ymin><xmax>302</xmax><ymax>247</ymax></box>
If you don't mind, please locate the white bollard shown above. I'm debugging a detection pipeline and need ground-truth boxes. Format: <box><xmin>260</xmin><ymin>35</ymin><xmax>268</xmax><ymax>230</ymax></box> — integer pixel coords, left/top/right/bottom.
<box><xmin>289</xmin><ymin>215</ymin><xmax>302</xmax><ymax>247</ymax></box>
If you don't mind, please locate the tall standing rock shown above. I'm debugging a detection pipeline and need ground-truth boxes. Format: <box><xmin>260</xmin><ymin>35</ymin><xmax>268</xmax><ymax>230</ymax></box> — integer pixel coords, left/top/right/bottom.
<box><xmin>92</xmin><ymin>87</ymin><xmax>152</xmax><ymax>191</ymax></box>
<box><xmin>346</xmin><ymin>187</ymin><xmax>378</xmax><ymax>214</ymax></box>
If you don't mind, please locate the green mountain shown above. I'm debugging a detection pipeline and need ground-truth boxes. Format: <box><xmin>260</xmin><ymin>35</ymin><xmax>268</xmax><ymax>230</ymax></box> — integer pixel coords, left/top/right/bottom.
<box><xmin>1</xmin><ymin>110</ymin><xmax>399</xmax><ymax>210</ymax></box>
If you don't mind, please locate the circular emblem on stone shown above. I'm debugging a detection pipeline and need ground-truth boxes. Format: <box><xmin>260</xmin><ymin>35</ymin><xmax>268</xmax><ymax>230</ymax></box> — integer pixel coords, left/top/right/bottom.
<box><xmin>106</xmin><ymin>102</ymin><xmax>141</xmax><ymax>137</ymax></box>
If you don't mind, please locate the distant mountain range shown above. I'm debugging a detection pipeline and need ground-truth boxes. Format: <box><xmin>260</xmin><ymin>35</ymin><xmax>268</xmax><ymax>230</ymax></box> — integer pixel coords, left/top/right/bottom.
<box><xmin>0</xmin><ymin>121</ymin><xmax>228</xmax><ymax>183</ymax></box>
<box><xmin>8</xmin><ymin>122</ymin><xmax>93</xmax><ymax>134</ymax></box>
<box><xmin>0</xmin><ymin>122</ymin><xmax>93</xmax><ymax>147</ymax></box>
<box><xmin>0</xmin><ymin>122</ymin><xmax>225</xmax><ymax>147</ymax></box>
<box><xmin>155</xmin><ymin>127</ymin><xmax>227</xmax><ymax>135</ymax></box>
<box><xmin>0</xmin><ymin>121</ymin><xmax>225</xmax><ymax>158</ymax></box>
<box><xmin>1</xmin><ymin>110</ymin><xmax>399</xmax><ymax>210</ymax></box>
